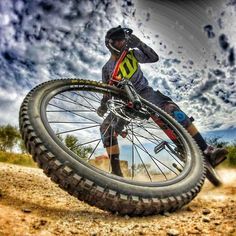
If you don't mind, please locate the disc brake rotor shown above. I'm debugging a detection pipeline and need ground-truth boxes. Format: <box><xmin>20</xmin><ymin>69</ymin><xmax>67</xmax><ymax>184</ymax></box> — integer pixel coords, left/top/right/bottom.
<box><xmin>107</xmin><ymin>99</ymin><xmax>149</xmax><ymax>123</ymax></box>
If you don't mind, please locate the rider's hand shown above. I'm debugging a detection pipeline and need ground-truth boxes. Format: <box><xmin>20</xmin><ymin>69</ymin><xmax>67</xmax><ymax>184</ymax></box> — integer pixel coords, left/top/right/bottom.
<box><xmin>97</xmin><ymin>106</ymin><xmax>107</xmax><ymax>117</ymax></box>
<box><xmin>128</xmin><ymin>34</ymin><xmax>141</xmax><ymax>48</ymax></box>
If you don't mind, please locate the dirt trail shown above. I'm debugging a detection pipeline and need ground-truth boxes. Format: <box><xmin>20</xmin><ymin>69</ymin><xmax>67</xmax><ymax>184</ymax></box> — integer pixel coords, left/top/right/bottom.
<box><xmin>0</xmin><ymin>162</ymin><xmax>235</xmax><ymax>236</ymax></box>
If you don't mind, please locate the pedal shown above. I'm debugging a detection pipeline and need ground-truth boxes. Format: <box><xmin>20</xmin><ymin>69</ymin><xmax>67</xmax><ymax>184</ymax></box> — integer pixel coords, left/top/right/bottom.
<box><xmin>154</xmin><ymin>141</ymin><xmax>167</xmax><ymax>154</ymax></box>
<box><xmin>154</xmin><ymin>142</ymin><xmax>186</xmax><ymax>162</ymax></box>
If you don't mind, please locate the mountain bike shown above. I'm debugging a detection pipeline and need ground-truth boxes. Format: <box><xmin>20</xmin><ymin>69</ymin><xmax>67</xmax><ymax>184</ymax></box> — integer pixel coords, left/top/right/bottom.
<box><xmin>19</xmin><ymin>48</ymin><xmax>222</xmax><ymax>216</ymax></box>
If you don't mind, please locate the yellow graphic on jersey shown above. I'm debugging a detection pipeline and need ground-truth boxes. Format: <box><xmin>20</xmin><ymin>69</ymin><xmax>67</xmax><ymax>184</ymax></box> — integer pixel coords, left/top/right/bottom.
<box><xmin>117</xmin><ymin>50</ymin><xmax>138</xmax><ymax>79</ymax></box>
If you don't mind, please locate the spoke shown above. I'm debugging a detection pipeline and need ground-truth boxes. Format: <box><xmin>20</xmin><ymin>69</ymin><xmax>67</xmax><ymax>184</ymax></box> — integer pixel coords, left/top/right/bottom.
<box><xmin>143</xmin><ymin>119</ymin><xmax>180</xmax><ymax>149</ymax></box>
<box><xmin>137</xmin><ymin>117</ymin><xmax>160</xmax><ymax>128</ymax></box>
<box><xmin>109</xmin><ymin>113</ymin><xmax>114</xmax><ymax>159</ymax></box>
<box><xmin>130</xmin><ymin>130</ymin><xmax>181</xmax><ymax>162</ymax></box>
<box><xmin>137</xmin><ymin>122</ymin><xmax>178</xmax><ymax>150</ymax></box>
<box><xmin>128</xmin><ymin>128</ymin><xmax>161</xmax><ymax>146</ymax></box>
<box><xmin>74</xmin><ymin>138</ymin><xmax>101</xmax><ymax>148</ymax></box>
<box><xmin>58</xmin><ymin>94</ymin><xmax>96</xmax><ymax>111</ymax></box>
<box><xmin>137</xmin><ymin>123</ymin><xmax>165</xmax><ymax>144</ymax></box>
<box><xmin>87</xmin><ymin>139</ymin><xmax>102</xmax><ymax>161</ymax></box>
<box><xmin>49</xmin><ymin>121</ymin><xmax>95</xmax><ymax>124</ymax></box>
<box><xmin>47</xmin><ymin>109</ymin><xmax>95</xmax><ymax>113</ymax></box>
<box><xmin>48</xmin><ymin>103</ymin><xmax>101</xmax><ymax>125</ymax></box>
<box><xmin>72</xmin><ymin>91</ymin><xmax>99</xmax><ymax>110</ymax></box>
<box><xmin>127</xmin><ymin>127</ymin><xmax>178</xmax><ymax>178</ymax></box>
<box><xmin>143</xmin><ymin>121</ymin><xmax>162</xmax><ymax>129</ymax></box>
<box><xmin>78</xmin><ymin>115</ymin><xmax>117</xmax><ymax>163</ymax></box>
<box><xmin>87</xmin><ymin>116</ymin><xmax>117</xmax><ymax>162</ymax></box>
<box><xmin>87</xmin><ymin>91</ymin><xmax>102</xmax><ymax>101</ymax></box>
<box><xmin>130</xmin><ymin>123</ymin><xmax>176</xmax><ymax>148</ymax></box>
<box><xmin>81</xmin><ymin>94</ymin><xmax>97</xmax><ymax>111</ymax></box>
<box><xmin>127</xmin><ymin>134</ymin><xmax>168</xmax><ymax>180</ymax></box>
<box><xmin>127</xmin><ymin>133</ymin><xmax>152</xmax><ymax>182</ymax></box>
<box><xmin>103</xmin><ymin>116</ymin><xmax>116</xmax><ymax>137</ymax></box>
<box><xmin>131</xmin><ymin>116</ymin><xmax>178</xmax><ymax>149</ymax></box>
<box><xmin>56</xmin><ymin>124</ymin><xmax>100</xmax><ymax>135</ymax></box>
<box><xmin>165</xmin><ymin>147</ymin><xmax>185</xmax><ymax>168</ymax></box>
<box><xmin>131</xmin><ymin>123</ymin><xmax>135</xmax><ymax>179</ymax></box>
<box><xmin>72</xmin><ymin>91</ymin><xmax>101</xmax><ymax>104</ymax></box>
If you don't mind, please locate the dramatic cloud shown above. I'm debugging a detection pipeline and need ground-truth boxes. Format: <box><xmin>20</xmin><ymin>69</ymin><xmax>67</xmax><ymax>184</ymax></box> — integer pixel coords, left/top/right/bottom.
<box><xmin>0</xmin><ymin>0</ymin><xmax>235</xmax><ymax>140</ymax></box>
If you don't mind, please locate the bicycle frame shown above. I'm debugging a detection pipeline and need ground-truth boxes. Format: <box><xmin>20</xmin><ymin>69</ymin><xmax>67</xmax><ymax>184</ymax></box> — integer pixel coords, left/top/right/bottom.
<box><xmin>109</xmin><ymin>49</ymin><xmax>129</xmax><ymax>85</ymax></box>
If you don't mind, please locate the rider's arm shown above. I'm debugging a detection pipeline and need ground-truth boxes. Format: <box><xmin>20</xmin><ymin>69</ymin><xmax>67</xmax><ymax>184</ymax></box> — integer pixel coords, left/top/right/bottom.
<box><xmin>102</xmin><ymin>66</ymin><xmax>110</xmax><ymax>84</ymax></box>
<box><xmin>133</xmin><ymin>41</ymin><xmax>159</xmax><ymax>63</ymax></box>
<box><xmin>99</xmin><ymin>66</ymin><xmax>109</xmax><ymax>110</ymax></box>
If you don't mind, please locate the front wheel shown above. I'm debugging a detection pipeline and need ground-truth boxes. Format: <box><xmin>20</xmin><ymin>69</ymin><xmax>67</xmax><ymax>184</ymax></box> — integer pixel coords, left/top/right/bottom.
<box><xmin>19</xmin><ymin>79</ymin><xmax>206</xmax><ymax>216</ymax></box>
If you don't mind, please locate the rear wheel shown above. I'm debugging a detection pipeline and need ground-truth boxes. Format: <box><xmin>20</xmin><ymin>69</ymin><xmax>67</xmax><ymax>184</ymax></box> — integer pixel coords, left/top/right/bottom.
<box><xmin>19</xmin><ymin>79</ymin><xmax>206</xmax><ymax>215</ymax></box>
<box><xmin>205</xmin><ymin>160</ymin><xmax>222</xmax><ymax>186</ymax></box>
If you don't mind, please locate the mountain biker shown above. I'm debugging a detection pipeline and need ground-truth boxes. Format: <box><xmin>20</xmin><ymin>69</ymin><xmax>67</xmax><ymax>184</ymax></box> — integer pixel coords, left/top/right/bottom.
<box><xmin>97</xmin><ymin>25</ymin><xmax>228</xmax><ymax>177</ymax></box>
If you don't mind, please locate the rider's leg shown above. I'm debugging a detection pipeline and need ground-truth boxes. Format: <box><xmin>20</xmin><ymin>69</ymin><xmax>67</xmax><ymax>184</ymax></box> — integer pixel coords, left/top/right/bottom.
<box><xmin>100</xmin><ymin>114</ymin><xmax>123</xmax><ymax>176</ymax></box>
<box><xmin>106</xmin><ymin>145</ymin><xmax>123</xmax><ymax>176</ymax></box>
<box><xmin>161</xmin><ymin>102</ymin><xmax>207</xmax><ymax>150</ymax></box>
<box><xmin>139</xmin><ymin>87</ymin><xmax>228</xmax><ymax>166</ymax></box>
<box><xmin>161</xmin><ymin>101</ymin><xmax>228</xmax><ymax>166</ymax></box>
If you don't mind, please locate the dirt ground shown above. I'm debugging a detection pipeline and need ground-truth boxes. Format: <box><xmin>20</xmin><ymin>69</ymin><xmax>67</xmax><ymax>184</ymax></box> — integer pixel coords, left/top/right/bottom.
<box><xmin>0</xmin><ymin>162</ymin><xmax>235</xmax><ymax>236</ymax></box>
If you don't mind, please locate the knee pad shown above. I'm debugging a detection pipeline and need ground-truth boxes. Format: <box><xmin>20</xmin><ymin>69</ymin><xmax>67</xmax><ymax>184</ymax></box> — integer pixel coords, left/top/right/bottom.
<box><xmin>173</xmin><ymin>110</ymin><xmax>187</xmax><ymax>123</ymax></box>
<box><xmin>163</xmin><ymin>102</ymin><xmax>191</xmax><ymax>128</ymax></box>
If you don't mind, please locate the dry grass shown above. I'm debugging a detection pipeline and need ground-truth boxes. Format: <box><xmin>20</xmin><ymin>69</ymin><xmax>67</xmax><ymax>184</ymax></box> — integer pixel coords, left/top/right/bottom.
<box><xmin>0</xmin><ymin>151</ymin><xmax>37</xmax><ymax>168</ymax></box>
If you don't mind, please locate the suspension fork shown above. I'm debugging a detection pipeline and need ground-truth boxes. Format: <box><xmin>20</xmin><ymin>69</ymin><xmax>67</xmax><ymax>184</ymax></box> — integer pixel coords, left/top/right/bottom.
<box><xmin>123</xmin><ymin>80</ymin><xmax>142</xmax><ymax>110</ymax></box>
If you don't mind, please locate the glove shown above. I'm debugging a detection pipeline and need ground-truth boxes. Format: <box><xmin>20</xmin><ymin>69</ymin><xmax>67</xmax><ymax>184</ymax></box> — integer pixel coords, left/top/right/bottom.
<box><xmin>127</xmin><ymin>34</ymin><xmax>141</xmax><ymax>48</ymax></box>
<box><xmin>97</xmin><ymin>105</ymin><xmax>107</xmax><ymax>117</ymax></box>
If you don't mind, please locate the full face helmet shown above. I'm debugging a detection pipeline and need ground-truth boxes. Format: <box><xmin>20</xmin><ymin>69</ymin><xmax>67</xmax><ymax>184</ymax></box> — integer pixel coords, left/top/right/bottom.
<box><xmin>105</xmin><ymin>25</ymin><xmax>133</xmax><ymax>55</ymax></box>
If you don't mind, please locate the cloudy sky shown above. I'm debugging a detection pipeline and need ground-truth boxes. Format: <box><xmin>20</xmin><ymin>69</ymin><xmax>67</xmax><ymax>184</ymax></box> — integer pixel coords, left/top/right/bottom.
<box><xmin>0</xmin><ymin>0</ymin><xmax>235</xmax><ymax>141</ymax></box>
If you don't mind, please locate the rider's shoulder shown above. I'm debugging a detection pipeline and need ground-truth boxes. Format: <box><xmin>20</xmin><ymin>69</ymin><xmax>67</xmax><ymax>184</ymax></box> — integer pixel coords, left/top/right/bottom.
<box><xmin>102</xmin><ymin>61</ymin><xmax>109</xmax><ymax>72</ymax></box>
<box><xmin>102</xmin><ymin>57</ymin><xmax>114</xmax><ymax>70</ymax></box>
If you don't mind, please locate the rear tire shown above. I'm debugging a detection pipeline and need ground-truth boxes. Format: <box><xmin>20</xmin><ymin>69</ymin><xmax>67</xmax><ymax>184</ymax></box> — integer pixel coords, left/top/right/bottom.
<box><xmin>19</xmin><ymin>79</ymin><xmax>206</xmax><ymax>216</ymax></box>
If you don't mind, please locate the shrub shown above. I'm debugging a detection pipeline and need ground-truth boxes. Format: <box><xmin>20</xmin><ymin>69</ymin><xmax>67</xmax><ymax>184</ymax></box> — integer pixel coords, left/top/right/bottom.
<box><xmin>0</xmin><ymin>151</ymin><xmax>37</xmax><ymax>167</ymax></box>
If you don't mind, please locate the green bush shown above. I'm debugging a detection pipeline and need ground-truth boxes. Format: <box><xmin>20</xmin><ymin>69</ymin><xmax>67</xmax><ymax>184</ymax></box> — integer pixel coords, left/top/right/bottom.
<box><xmin>226</xmin><ymin>145</ymin><xmax>236</xmax><ymax>167</ymax></box>
<box><xmin>0</xmin><ymin>151</ymin><xmax>37</xmax><ymax>167</ymax></box>
<box><xmin>206</xmin><ymin>137</ymin><xmax>236</xmax><ymax>168</ymax></box>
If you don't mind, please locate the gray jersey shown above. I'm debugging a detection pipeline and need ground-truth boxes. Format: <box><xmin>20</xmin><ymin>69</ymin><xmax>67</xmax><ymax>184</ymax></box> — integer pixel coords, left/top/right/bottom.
<box><xmin>102</xmin><ymin>41</ymin><xmax>159</xmax><ymax>93</ymax></box>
